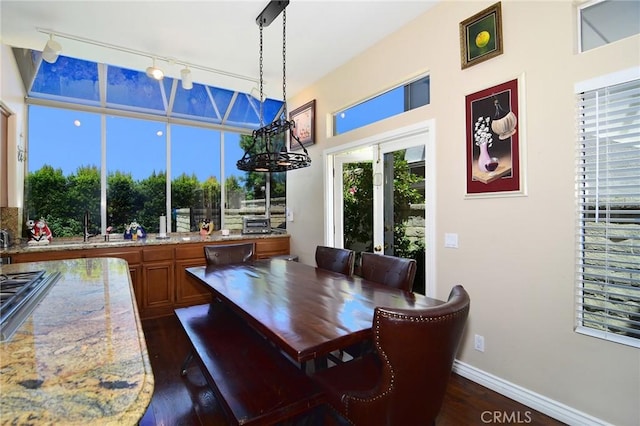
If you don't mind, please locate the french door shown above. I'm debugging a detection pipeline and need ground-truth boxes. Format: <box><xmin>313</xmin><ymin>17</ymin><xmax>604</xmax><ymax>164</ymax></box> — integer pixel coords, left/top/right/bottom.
<box><xmin>330</xmin><ymin>127</ymin><xmax>430</xmax><ymax>294</ymax></box>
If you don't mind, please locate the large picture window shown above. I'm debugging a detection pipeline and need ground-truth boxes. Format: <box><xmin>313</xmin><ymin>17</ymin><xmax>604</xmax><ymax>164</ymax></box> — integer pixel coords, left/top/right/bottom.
<box><xmin>26</xmin><ymin>105</ymin><xmax>280</xmax><ymax>238</ymax></box>
<box><xmin>575</xmin><ymin>68</ymin><xmax>640</xmax><ymax>348</ymax></box>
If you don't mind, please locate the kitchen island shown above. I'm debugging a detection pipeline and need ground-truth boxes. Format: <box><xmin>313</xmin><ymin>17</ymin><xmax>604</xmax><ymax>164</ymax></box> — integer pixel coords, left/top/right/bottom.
<box><xmin>0</xmin><ymin>257</ymin><xmax>153</xmax><ymax>425</ymax></box>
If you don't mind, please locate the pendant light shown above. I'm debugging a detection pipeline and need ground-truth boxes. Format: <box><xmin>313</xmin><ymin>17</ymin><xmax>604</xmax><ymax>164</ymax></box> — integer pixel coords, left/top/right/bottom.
<box><xmin>236</xmin><ymin>1</ymin><xmax>311</xmax><ymax>173</ymax></box>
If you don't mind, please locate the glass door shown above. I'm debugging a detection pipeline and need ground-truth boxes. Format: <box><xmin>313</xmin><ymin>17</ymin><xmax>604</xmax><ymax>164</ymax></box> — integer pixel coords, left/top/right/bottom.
<box><xmin>334</xmin><ymin>135</ymin><xmax>426</xmax><ymax>293</ymax></box>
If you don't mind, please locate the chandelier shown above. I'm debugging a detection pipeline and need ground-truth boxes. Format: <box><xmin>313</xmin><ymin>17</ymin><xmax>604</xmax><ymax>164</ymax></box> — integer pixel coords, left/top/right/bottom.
<box><xmin>236</xmin><ymin>1</ymin><xmax>311</xmax><ymax>173</ymax></box>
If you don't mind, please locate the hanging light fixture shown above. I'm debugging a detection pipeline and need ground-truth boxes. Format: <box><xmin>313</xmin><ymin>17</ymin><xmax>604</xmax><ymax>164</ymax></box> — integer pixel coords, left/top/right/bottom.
<box><xmin>180</xmin><ymin>66</ymin><xmax>193</xmax><ymax>90</ymax></box>
<box><xmin>146</xmin><ymin>58</ymin><xmax>164</xmax><ymax>80</ymax></box>
<box><xmin>42</xmin><ymin>34</ymin><xmax>62</xmax><ymax>64</ymax></box>
<box><xmin>236</xmin><ymin>0</ymin><xmax>311</xmax><ymax>173</ymax></box>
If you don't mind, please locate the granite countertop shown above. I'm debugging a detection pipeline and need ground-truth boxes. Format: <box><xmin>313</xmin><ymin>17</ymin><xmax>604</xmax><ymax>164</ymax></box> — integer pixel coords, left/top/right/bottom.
<box><xmin>0</xmin><ymin>258</ymin><xmax>154</xmax><ymax>425</ymax></box>
<box><xmin>0</xmin><ymin>230</ymin><xmax>289</xmax><ymax>255</ymax></box>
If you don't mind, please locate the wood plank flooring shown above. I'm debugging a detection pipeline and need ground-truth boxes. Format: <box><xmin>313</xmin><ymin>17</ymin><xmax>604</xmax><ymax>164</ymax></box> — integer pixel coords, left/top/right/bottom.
<box><xmin>139</xmin><ymin>314</ymin><xmax>565</xmax><ymax>425</ymax></box>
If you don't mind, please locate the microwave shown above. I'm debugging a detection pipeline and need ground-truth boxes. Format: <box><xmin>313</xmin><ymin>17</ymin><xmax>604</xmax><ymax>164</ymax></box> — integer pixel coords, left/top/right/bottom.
<box><xmin>242</xmin><ymin>217</ymin><xmax>271</xmax><ymax>234</ymax></box>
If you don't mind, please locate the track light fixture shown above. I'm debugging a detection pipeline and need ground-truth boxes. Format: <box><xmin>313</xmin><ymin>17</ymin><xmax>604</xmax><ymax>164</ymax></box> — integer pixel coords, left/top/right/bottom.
<box><xmin>42</xmin><ymin>34</ymin><xmax>62</xmax><ymax>64</ymax></box>
<box><xmin>36</xmin><ymin>28</ymin><xmax>259</xmax><ymax>87</ymax></box>
<box><xmin>146</xmin><ymin>58</ymin><xmax>164</xmax><ymax>80</ymax></box>
<box><xmin>180</xmin><ymin>66</ymin><xmax>193</xmax><ymax>90</ymax></box>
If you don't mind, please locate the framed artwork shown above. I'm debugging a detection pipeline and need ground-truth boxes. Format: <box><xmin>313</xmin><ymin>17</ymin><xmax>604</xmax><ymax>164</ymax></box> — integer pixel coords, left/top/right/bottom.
<box><xmin>290</xmin><ymin>99</ymin><xmax>315</xmax><ymax>149</ymax></box>
<box><xmin>465</xmin><ymin>76</ymin><xmax>526</xmax><ymax>198</ymax></box>
<box><xmin>460</xmin><ymin>2</ymin><xmax>503</xmax><ymax>69</ymax></box>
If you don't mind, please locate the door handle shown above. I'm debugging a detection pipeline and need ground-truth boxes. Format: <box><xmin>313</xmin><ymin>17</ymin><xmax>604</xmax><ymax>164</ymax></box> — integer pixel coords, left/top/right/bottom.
<box><xmin>374</xmin><ymin>245</ymin><xmax>382</xmax><ymax>252</ymax></box>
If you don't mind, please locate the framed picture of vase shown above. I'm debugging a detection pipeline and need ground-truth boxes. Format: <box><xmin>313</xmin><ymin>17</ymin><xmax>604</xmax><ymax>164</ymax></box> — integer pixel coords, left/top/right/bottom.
<box><xmin>465</xmin><ymin>75</ymin><xmax>526</xmax><ymax>198</ymax></box>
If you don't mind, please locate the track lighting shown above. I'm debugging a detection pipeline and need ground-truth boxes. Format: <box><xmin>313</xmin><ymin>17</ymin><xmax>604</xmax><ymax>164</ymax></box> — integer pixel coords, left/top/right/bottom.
<box><xmin>180</xmin><ymin>66</ymin><xmax>193</xmax><ymax>90</ymax></box>
<box><xmin>146</xmin><ymin>58</ymin><xmax>164</xmax><ymax>80</ymax></box>
<box><xmin>42</xmin><ymin>34</ymin><xmax>61</xmax><ymax>64</ymax></box>
<box><xmin>36</xmin><ymin>28</ymin><xmax>259</xmax><ymax>87</ymax></box>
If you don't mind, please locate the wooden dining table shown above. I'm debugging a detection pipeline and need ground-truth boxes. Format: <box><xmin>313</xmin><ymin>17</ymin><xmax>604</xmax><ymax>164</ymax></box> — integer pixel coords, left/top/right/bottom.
<box><xmin>186</xmin><ymin>258</ymin><xmax>444</xmax><ymax>364</ymax></box>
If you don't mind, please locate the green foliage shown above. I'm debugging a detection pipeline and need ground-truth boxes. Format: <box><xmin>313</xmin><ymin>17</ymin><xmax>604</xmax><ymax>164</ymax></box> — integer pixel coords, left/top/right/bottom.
<box><xmin>172</xmin><ymin>173</ymin><xmax>199</xmax><ymax>209</ymax></box>
<box><xmin>238</xmin><ymin>134</ymin><xmax>286</xmax><ymax>199</ymax></box>
<box><xmin>136</xmin><ymin>171</ymin><xmax>167</xmax><ymax>233</ymax></box>
<box><xmin>25</xmin><ymin>164</ymin><xmax>101</xmax><ymax>236</ymax></box>
<box><xmin>24</xmin><ymin>132</ymin><xmax>292</xmax><ymax>238</ymax></box>
<box><xmin>225</xmin><ymin>175</ymin><xmax>242</xmax><ymax>192</ymax></box>
<box><xmin>343</xmin><ymin>150</ymin><xmax>423</xmax><ymax>258</ymax></box>
<box><xmin>107</xmin><ymin>172</ymin><xmax>137</xmax><ymax>233</ymax></box>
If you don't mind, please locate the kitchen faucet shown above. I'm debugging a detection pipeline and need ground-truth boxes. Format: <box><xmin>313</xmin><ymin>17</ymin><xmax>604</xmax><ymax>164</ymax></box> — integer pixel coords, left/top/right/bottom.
<box><xmin>83</xmin><ymin>210</ymin><xmax>93</xmax><ymax>242</ymax></box>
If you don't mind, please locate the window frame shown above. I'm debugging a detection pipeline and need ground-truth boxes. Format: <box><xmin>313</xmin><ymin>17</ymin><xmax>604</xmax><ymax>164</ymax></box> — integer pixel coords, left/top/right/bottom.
<box><xmin>578</xmin><ymin>0</ymin><xmax>640</xmax><ymax>53</ymax></box>
<box><xmin>332</xmin><ymin>74</ymin><xmax>430</xmax><ymax>136</ymax></box>
<box><xmin>24</xmin><ymin>100</ymin><xmax>274</xmax><ymax>237</ymax></box>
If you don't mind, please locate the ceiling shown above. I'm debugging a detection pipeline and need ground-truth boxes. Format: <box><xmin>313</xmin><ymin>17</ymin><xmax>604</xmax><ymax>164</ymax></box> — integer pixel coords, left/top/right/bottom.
<box><xmin>1</xmin><ymin>1</ymin><xmax>437</xmax><ymax>97</ymax></box>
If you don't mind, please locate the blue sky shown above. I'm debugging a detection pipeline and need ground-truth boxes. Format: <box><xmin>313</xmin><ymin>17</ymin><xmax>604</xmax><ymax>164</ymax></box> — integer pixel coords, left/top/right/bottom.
<box><xmin>28</xmin><ymin>105</ymin><xmax>246</xmax><ymax>182</ymax></box>
<box><xmin>28</xmin><ymin>84</ymin><xmax>409</xmax><ymax>182</ymax></box>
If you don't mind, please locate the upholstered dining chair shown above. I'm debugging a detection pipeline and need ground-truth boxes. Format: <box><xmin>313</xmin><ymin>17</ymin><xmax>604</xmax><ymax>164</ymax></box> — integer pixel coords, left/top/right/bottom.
<box><xmin>204</xmin><ymin>242</ymin><xmax>255</xmax><ymax>265</ymax></box>
<box><xmin>313</xmin><ymin>285</ymin><xmax>470</xmax><ymax>426</ymax></box>
<box><xmin>336</xmin><ymin>252</ymin><xmax>418</xmax><ymax>363</ymax></box>
<box><xmin>359</xmin><ymin>252</ymin><xmax>417</xmax><ymax>292</ymax></box>
<box><xmin>315</xmin><ymin>246</ymin><xmax>355</xmax><ymax>276</ymax></box>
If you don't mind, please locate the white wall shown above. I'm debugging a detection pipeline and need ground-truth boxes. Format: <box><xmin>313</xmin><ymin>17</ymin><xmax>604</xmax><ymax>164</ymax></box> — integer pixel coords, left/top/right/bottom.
<box><xmin>0</xmin><ymin>43</ymin><xmax>26</xmax><ymax>207</ymax></box>
<box><xmin>286</xmin><ymin>1</ymin><xmax>640</xmax><ymax>425</ymax></box>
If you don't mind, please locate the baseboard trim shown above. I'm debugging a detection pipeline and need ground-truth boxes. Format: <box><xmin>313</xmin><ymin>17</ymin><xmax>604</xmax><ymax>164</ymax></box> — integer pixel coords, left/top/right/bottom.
<box><xmin>452</xmin><ymin>361</ymin><xmax>610</xmax><ymax>426</ymax></box>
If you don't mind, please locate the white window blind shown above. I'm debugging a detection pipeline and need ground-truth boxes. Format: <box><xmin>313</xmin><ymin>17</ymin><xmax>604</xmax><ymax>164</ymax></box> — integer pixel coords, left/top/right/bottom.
<box><xmin>575</xmin><ymin>72</ymin><xmax>640</xmax><ymax>348</ymax></box>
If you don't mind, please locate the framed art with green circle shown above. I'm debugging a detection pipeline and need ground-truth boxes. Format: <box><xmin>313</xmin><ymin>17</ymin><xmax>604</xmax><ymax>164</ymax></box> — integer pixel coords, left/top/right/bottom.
<box><xmin>460</xmin><ymin>2</ymin><xmax>503</xmax><ymax>69</ymax></box>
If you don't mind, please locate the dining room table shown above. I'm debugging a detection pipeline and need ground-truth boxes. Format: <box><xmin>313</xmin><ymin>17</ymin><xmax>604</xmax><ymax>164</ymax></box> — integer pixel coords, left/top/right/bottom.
<box><xmin>186</xmin><ymin>257</ymin><xmax>444</xmax><ymax>365</ymax></box>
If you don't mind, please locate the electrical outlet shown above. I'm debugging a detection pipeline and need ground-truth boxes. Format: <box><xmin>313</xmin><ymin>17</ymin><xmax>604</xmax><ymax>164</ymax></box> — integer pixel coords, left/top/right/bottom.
<box><xmin>474</xmin><ymin>334</ymin><xmax>485</xmax><ymax>352</ymax></box>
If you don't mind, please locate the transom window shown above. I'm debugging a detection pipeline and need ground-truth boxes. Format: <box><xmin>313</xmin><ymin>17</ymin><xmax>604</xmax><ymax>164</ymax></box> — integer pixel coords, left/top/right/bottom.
<box><xmin>333</xmin><ymin>75</ymin><xmax>430</xmax><ymax>136</ymax></box>
<box><xmin>578</xmin><ymin>0</ymin><xmax>640</xmax><ymax>52</ymax></box>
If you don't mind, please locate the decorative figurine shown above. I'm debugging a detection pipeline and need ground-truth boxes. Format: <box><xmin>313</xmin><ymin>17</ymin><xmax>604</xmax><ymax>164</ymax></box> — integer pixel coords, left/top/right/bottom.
<box><xmin>124</xmin><ymin>220</ymin><xmax>146</xmax><ymax>240</ymax></box>
<box><xmin>200</xmin><ymin>218</ymin><xmax>214</xmax><ymax>236</ymax></box>
<box><xmin>27</xmin><ymin>217</ymin><xmax>52</xmax><ymax>245</ymax></box>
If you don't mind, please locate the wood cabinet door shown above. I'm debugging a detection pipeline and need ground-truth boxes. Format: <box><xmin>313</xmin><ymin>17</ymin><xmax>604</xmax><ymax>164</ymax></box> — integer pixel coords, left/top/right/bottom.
<box><xmin>142</xmin><ymin>261</ymin><xmax>175</xmax><ymax>318</ymax></box>
<box><xmin>175</xmin><ymin>259</ymin><xmax>212</xmax><ymax>307</ymax></box>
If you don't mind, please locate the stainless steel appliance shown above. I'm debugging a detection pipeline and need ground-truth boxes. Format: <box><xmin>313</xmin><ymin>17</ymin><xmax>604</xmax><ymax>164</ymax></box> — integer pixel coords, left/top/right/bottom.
<box><xmin>0</xmin><ymin>229</ymin><xmax>10</xmax><ymax>248</ymax></box>
<box><xmin>242</xmin><ymin>217</ymin><xmax>271</xmax><ymax>234</ymax></box>
<box><xmin>0</xmin><ymin>270</ymin><xmax>61</xmax><ymax>341</ymax></box>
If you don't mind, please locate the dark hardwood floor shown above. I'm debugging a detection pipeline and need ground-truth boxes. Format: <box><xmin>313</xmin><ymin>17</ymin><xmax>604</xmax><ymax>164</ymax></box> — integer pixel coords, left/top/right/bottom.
<box><xmin>139</xmin><ymin>314</ymin><xmax>565</xmax><ymax>426</ymax></box>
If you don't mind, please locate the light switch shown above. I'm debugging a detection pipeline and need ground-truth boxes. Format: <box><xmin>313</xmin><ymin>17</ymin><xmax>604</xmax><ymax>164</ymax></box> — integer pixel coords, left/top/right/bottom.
<box><xmin>286</xmin><ymin>208</ymin><xmax>294</xmax><ymax>222</ymax></box>
<box><xmin>444</xmin><ymin>233</ymin><xmax>459</xmax><ymax>248</ymax></box>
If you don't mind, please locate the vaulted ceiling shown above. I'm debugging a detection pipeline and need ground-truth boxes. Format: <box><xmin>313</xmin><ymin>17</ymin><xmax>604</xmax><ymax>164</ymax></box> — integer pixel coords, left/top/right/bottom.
<box><xmin>1</xmin><ymin>1</ymin><xmax>437</xmax><ymax>97</ymax></box>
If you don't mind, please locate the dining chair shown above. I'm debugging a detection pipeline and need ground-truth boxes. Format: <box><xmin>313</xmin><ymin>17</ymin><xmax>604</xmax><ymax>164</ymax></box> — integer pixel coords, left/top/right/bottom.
<box><xmin>315</xmin><ymin>245</ymin><xmax>355</xmax><ymax>276</ymax></box>
<box><xmin>180</xmin><ymin>242</ymin><xmax>256</xmax><ymax>376</ymax></box>
<box><xmin>335</xmin><ymin>251</ymin><xmax>418</xmax><ymax>363</ymax></box>
<box><xmin>359</xmin><ymin>252</ymin><xmax>417</xmax><ymax>292</ymax></box>
<box><xmin>313</xmin><ymin>285</ymin><xmax>470</xmax><ymax>426</ymax></box>
<box><xmin>203</xmin><ymin>242</ymin><xmax>255</xmax><ymax>265</ymax></box>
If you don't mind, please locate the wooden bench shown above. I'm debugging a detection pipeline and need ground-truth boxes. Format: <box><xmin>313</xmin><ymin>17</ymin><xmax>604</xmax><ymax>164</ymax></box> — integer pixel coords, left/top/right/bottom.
<box><xmin>175</xmin><ymin>303</ymin><xmax>325</xmax><ymax>425</ymax></box>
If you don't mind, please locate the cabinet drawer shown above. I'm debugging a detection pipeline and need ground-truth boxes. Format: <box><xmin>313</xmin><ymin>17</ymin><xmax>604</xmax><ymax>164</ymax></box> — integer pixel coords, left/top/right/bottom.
<box><xmin>175</xmin><ymin>243</ymin><xmax>206</xmax><ymax>260</ymax></box>
<box><xmin>255</xmin><ymin>238</ymin><xmax>290</xmax><ymax>257</ymax></box>
<box><xmin>86</xmin><ymin>248</ymin><xmax>142</xmax><ymax>265</ymax></box>
<box><xmin>143</xmin><ymin>247</ymin><xmax>174</xmax><ymax>262</ymax></box>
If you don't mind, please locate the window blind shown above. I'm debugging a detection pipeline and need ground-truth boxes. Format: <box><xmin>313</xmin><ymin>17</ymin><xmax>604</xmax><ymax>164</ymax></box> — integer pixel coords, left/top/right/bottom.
<box><xmin>575</xmin><ymin>76</ymin><xmax>640</xmax><ymax>348</ymax></box>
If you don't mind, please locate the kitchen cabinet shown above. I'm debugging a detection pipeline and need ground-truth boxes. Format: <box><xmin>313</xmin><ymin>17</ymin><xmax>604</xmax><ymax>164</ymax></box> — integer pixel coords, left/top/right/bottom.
<box><xmin>175</xmin><ymin>243</ymin><xmax>210</xmax><ymax>308</ymax></box>
<box><xmin>141</xmin><ymin>247</ymin><xmax>174</xmax><ymax>319</ymax></box>
<box><xmin>7</xmin><ymin>235</ymin><xmax>290</xmax><ymax>319</ymax></box>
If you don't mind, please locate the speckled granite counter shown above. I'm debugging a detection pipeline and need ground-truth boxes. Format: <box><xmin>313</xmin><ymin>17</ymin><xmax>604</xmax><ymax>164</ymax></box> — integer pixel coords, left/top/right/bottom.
<box><xmin>0</xmin><ymin>231</ymin><xmax>288</xmax><ymax>256</ymax></box>
<box><xmin>0</xmin><ymin>258</ymin><xmax>154</xmax><ymax>425</ymax></box>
